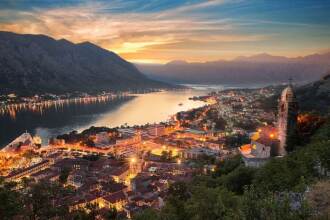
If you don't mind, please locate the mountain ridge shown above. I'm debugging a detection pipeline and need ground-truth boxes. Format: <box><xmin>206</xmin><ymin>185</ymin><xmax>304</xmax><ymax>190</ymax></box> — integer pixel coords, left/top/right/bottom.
<box><xmin>296</xmin><ymin>71</ymin><xmax>330</xmax><ymax>113</ymax></box>
<box><xmin>137</xmin><ymin>52</ymin><xmax>330</xmax><ymax>85</ymax></box>
<box><xmin>0</xmin><ymin>31</ymin><xmax>171</xmax><ymax>95</ymax></box>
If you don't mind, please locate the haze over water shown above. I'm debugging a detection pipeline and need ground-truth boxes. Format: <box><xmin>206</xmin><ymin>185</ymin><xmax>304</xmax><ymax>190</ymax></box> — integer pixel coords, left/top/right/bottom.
<box><xmin>0</xmin><ymin>90</ymin><xmax>207</xmax><ymax>147</ymax></box>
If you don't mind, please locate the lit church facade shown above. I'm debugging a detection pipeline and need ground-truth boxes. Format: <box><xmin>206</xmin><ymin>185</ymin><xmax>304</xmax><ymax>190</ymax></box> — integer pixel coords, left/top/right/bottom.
<box><xmin>240</xmin><ymin>84</ymin><xmax>298</xmax><ymax>167</ymax></box>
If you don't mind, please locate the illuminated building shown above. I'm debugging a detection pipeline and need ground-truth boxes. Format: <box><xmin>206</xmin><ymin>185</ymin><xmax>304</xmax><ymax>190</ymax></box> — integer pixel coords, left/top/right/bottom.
<box><xmin>5</xmin><ymin>159</ymin><xmax>54</xmax><ymax>181</ymax></box>
<box><xmin>147</xmin><ymin>125</ymin><xmax>166</xmax><ymax>136</ymax></box>
<box><xmin>99</xmin><ymin>191</ymin><xmax>127</xmax><ymax>211</ymax></box>
<box><xmin>239</xmin><ymin>126</ymin><xmax>278</xmax><ymax>167</ymax></box>
<box><xmin>181</xmin><ymin>147</ymin><xmax>218</xmax><ymax>159</ymax></box>
<box><xmin>1</xmin><ymin>132</ymin><xmax>36</xmax><ymax>153</ymax></box>
<box><xmin>240</xmin><ymin>85</ymin><xmax>298</xmax><ymax>166</ymax></box>
<box><xmin>277</xmin><ymin>84</ymin><xmax>298</xmax><ymax>156</ymax></box>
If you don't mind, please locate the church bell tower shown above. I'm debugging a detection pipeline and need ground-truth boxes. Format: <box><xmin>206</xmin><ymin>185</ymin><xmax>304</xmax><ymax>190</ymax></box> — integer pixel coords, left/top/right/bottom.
<box><xmin>277</xmin><ymin>81</ymin><xmax>298</xmax><ymax>156</ymax></box>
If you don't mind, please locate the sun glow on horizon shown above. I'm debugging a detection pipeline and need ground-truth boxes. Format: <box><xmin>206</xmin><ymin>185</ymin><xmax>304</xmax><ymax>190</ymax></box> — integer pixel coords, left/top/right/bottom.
<box><xmin>0</xmin><ymin>0</ymin><xmax>329</xmax><ymax>62</ymax></box>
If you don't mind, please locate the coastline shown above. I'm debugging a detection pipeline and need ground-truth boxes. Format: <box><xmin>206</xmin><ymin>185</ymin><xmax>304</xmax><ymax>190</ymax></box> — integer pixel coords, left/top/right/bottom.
<box><xmin>0</xmin><ymin>89</ymin><xmax>208</xmax><ymax>148</ymax></box>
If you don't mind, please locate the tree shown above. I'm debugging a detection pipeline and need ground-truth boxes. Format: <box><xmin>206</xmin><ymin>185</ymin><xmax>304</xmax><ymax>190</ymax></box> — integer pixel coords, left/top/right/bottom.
<box><xmin>215</xmin><ymin>155</ymin><xmax>242</xmax><ymax>176</ymax></box>
<box><xmin>225</xmin><ymin>134</ymin><xmax>250</xmax><ymax>148</ymax></box>
<box><xmin>221</xmin><ymin>166</ymin><xmax>256</xmax><ymax>194</ymax></box>
<box><xmin>71</xmin><ymin>208</ymin><xmax>90</xmax><ymax>220</ymax></box>
<box><xmin>241</xmin><ymin>185</ymin><xmax>311</xmax><ymax>220</ymax></box>
<box><xmin>184</xmin><ymin>187</ymin><xmax>241</xmax><ymax>220</ymax></box>
<box><xmin>0</xmin><ymin>181</ymin><xmax>22</xmax><ymax>220</ymax></box>
<box><xmin>168</xmin><ymin>182</ymin><xmax>189</xmax><ymax>201</ymax></box>
<box><xmin>133</xmin><ymin>208</ymin><xmax>159</xmax><ymax>220</ymax></box>
<box><xmin>23</xmin><ymin>181</ymin><xmax>71</xmax><ymax>219</ymax></box>
<box><xmin>104</xmin><ymin>207</ymin><xmax>118</xmax><ymax>220</ymax></box>
<box><xmin>59</xmin><ymin>167</ymin><xmax>71</xmax><ymax>184</ymax></box>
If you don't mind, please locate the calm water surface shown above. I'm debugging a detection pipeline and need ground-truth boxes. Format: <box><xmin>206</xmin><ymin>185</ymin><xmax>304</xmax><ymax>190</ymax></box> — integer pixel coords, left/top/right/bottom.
<box><xmin>0</xmin><ymin>90</ymin><xmax>208</xmax><ymax>147</ymax></box>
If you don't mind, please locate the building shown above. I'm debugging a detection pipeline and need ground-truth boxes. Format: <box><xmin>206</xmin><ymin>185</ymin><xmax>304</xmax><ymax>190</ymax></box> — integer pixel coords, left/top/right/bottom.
<box><xmin>99</xmin><ymin>191</ymin><xmax>127</xmax><ymax>211</ymax></box>
<box><xmin>109</xmin><ymin>166</ymin><xmax>130</xmax><ymax>183</ymax></box>
<box><xmin>176</xmin><ymin>129</ymin><xmax>213</xmax><ymax>140</ymax></box>
<box><xmin>1</xmin><ymin>132</ymin><xmax>36</xmax><ymax>153</ymax></box>
<box><xmin>116</xmin><ymin>132</ymin><xmax>141</xmax><ymax>146</ymax></box>
<box><xmin>277</xmin><ymin>84</ymin><xmax>298</xmax><ymax>156</ymax></box>
<box><xmin>147</xmin><ymin>125</ymin><xmax>166</xmax><ymax>137</ymax></box>
<box><xmin>240</xmin><ymin>84</ymin><xmax>298</xmax><ymax>167</ymax></box>
<box><xmin>240</xmin><ymin>125</ymin><xmax>280</xmax><ymax>167</ymax></box>
<box><xmin>240</xmin><ymin>143</ymin><xmax>271</xmax><ymax>167</ymax></box>
<box><xmin>5</xmin><ymin>159</ymin><xmax>54</xmax><ymax>181</ymax></box>
<box><xmin>181</xmin><ymin>147</ymin><xmax>218</xmax><ymax>159</ymax></box>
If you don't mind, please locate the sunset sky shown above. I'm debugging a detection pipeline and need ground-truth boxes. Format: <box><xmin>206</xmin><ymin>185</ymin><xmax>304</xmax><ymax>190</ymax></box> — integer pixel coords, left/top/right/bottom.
<box><xmin>0</xmin><ymin>0</ymin><xmax>329</xmax><ymax>63</ymax></box>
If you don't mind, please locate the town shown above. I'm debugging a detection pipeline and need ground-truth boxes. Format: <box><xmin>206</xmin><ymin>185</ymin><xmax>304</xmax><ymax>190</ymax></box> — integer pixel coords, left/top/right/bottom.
<box><xmin>0</xmin><ymin>85</ymin><xmax>285</xmax><ymax>218</ymax></box>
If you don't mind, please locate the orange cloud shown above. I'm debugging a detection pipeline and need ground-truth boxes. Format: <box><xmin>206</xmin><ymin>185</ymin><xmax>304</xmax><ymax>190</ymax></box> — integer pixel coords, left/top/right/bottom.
<box><xmin>1</xmin><ymin>1</ymin><xmax>320</xmax><ymax>63</ymax></box>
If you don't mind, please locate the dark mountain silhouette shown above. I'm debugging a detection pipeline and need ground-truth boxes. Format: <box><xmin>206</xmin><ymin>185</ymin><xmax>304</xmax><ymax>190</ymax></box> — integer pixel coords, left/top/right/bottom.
<box><xmin>137</xmin><ymin>52</ymin><xmax>330</xmax><ymax>85</ymax></box>
<box><xmin>0</xmin><ymin>31</ymin><xmax>171</xmax><ymax>95</ymax></box>
<box><xmin>262</xmin><ymin>72</ymin><xmax>330</xmax><ymax>114</ymax></box>
<box><xmin>296</xmin><ymin>71</ymin><xmax>330</xmax><ymax>113</ymax></box>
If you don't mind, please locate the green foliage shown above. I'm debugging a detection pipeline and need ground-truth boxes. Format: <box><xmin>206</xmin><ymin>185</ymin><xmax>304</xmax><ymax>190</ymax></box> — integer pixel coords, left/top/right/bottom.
<box><xmin>225</xmin><ymin>134</ymin><xmax>250</xmax><ymax>148</ymax></box>
<box><xmin>104</xmin><ymin>207</ymin><xmax>118</xmax><ymax>220</ymax></box>
<box><xmin>215</xmin><ymin>155</ymin><xmax>242</xmax><ymax>176</ymax></box>
<box><xmin>159</xmin><ymin>182</ymin><xmax>190</xmax><ymax>220</ymax></box>
<box><xmin>285</xmin><ymin>128</ymin><xmax>300</xmax><ymax>152</ymax></box>
<box><xmin>133</xmin><ymin>208</ymin><xmax>159</xmax><ymax>220</ymax></box>
<box><xmin>220</xmin><ymin>166</ymin><xmax>256</xmax><ymax>194</ymax></box>
<box><xmin>168</xmin><ymin>181</ymin><xmax>190</xmax><ymax>201</ymax></box>
<box><xmin>22</xmin><ymin>180</ymin><xmax>73</xmax><ymax>219</ymax></box>
<box><xmin>190</xmin><ymin>154</ymin><xmax>216</xmax><ymax>168</ymax></box>
<box><xmin>71</xmin><ymin>208</ymin><xmax>91</xmax><ymax>220</ymax></box>
<box><xmin>184</xmin><ymin>187</ymin><xmax>241</xmax><ymax>220</ymax></box>
<box><xmin>59</xmin><ymin>166</ymin><xmax>71</xmax><ymax>184</ymax></box>
<box><xmin>241</xmin><ymin>185</ymin><xmax>311</xmax><ymax>220</ymax></box>
<box><xmin>0</xmin><ymin>181</ymin><xmax>22</xmax><ymax>220</ymax></box>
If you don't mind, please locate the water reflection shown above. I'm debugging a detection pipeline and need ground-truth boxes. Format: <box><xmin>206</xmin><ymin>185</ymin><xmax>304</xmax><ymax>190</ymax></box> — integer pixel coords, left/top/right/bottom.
<box><xmin>83</xmin><ymin>90</ymin><xmax>206</xmax><ymax>129</ymax></box>
<box><xmin>0</xmin><ymin>95</ymin><xmax>125</xmax><ymax>119</ymax></box>
<box><xmin>0</xmin><ymin>90</ymin><xmax>207</xmax><ymax>147</ymax></box>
